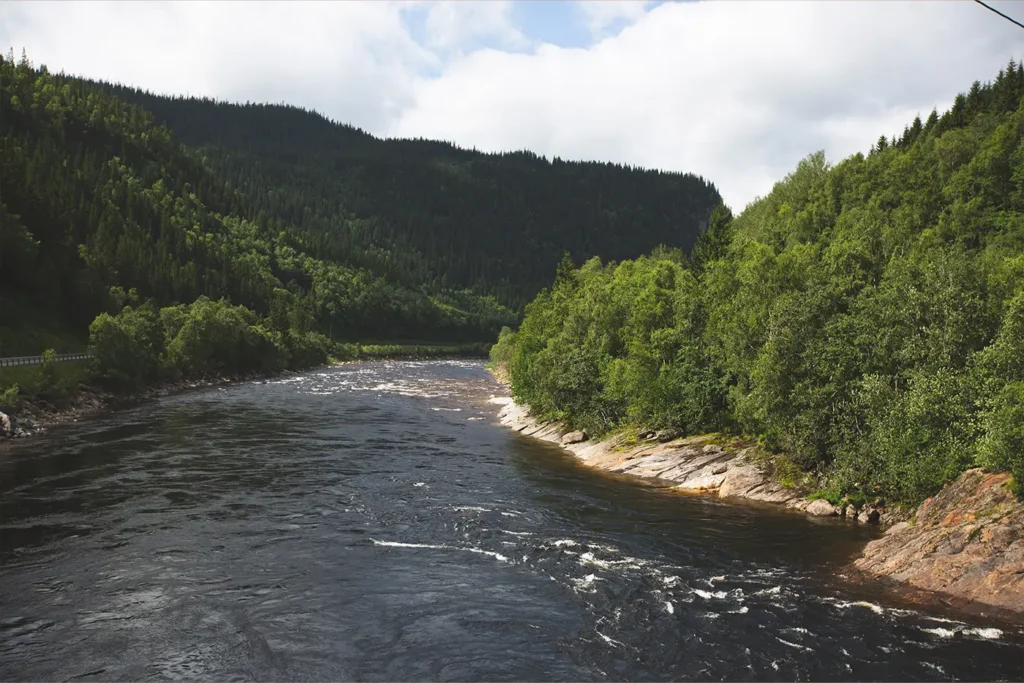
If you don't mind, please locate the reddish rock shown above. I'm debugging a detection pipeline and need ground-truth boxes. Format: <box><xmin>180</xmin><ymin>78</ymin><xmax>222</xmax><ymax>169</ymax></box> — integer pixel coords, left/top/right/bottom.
<box><xmin>854</xmin><ymin>468</ymin><xmax>1024</xmax><ymax>615</ymax></box>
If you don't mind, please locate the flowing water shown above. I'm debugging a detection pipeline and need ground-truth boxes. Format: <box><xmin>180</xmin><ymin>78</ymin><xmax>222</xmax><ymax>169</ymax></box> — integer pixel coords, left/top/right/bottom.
<box><xmin>1</xmin><ymin>360</ymin><xmax>1022</xmax><ymax>681</ymax></box>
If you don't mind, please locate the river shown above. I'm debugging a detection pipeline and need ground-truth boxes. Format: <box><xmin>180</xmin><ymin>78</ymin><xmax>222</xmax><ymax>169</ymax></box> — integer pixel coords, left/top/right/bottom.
<box><xmin>1</xmin><ymin>360</ymin><xmax>1021</xmax><ymax>681</ymax></box>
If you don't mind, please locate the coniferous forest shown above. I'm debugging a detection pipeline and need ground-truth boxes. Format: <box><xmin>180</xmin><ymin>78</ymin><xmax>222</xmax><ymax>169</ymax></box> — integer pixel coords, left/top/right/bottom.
<box><xmin>0</xmin><ymin>50</ymin><xmax>721</xmax><ymax>377</ymax></box>
<box><xmin>493</xmin><ymin>60</ymin><xmax>1024</xmax><ymax>505</ymax></box>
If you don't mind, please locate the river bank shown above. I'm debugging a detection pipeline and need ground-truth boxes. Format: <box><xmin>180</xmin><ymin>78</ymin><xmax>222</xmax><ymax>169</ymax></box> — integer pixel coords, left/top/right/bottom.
<box><xmin>0</xmin><ymin>369</ymin><xmax>298</xmax><ymax>447</ymax></box>
<box><xmin>0</xmin><ymin>343</ymin><xmax>490</xmax><ymax>446</ymax></box>
<box><xmin>491</xmin><ymin>391</ymin><xmax>1024</xmax><ymax>621</ymax></box>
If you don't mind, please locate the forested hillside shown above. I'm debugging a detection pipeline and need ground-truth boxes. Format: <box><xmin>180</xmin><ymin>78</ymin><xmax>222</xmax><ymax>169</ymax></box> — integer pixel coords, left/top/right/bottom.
<box><xmin>494</xmin><ymin>59</ymin><xmax>1024</xmax><ymax>505</ymax></box>
<box><xmin>102</xmin><ymin>84</ymin><xmax>722</xmax><ymax>311</ymax></box>
<box><xmin>0</xmin><ymin>52</ymin><xmax>721</xmax><ymax>358</ymax></box>
<box><xmin>0</xmin><ymin>53</ymin><xmax>511</xmax><ymax>354</ymax></box>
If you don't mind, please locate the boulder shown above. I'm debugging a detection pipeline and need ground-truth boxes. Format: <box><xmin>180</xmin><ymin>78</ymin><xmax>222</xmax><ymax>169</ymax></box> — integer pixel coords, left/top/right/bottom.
<box><xmin>0</xmin><ymin>411</ymin><xmax>11</xmax><ymax>437</ymax></box>
<box><xmin>857</xmin><ymin>506</ymin><xmax>881</xmax><ymax>524</ymax></box>
<box><xmin>656</xmin><ymin>428</ymin><xmax>681</xmax><ymax>443</ymax></box>
<box><xmin>562</xmin><ymin>430</ymin><xmax>587</xmax><ymax>444</ymax></box>
<box><xmin>718</xmin><ymin>465</ymin><xmax>765</xmax><ymax>498</ymax></box>
<box><xmin>806</xmin><ymin>499</ymin><xmax>838</xmax><ymax>517</ymax></box>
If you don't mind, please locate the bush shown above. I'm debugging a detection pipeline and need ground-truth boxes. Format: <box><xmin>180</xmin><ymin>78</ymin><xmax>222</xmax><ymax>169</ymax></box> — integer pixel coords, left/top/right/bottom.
<box><xmin>489</xmin><ymin>326</ymin><xmax>516</xmax><ymax>369</ymax></box>
<box><xmin>979</xmin><ymin>382</ymin><xmax>1024</xmax><ymax>496</ymax></box>
<box><xmin>284</xmin><ymin>330</ymin><xmax>331</xmax><ymax>370</ymax></box>
<box><xmin>88</xmin><ymin>305</ymin><xmax>164</xmax><ymax>388</ymax></box>
<box><xmin>39</xmin><ymin>348</ymin><xmax>57</xmax><ymax>388</ymax></box>
<box><xmin>163</xmin><ymin>297</ymin><xmax>278</xmax><ymax>378</ymax></box>
<box><xmin>0</xmin><ymin>383</ymin><xmax>20</xmax><ymax>412</ymax></box>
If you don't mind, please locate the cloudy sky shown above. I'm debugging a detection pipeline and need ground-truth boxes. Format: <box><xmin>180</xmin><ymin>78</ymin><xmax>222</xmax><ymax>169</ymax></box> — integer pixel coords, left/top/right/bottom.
<box><xmin>3</xmin><ymin>0</ymin><xmax>1024</xmax><ymax>210</ymax></box>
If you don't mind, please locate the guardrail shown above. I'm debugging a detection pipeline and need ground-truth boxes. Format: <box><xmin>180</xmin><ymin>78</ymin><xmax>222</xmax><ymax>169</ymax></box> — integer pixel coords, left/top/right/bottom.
<box><xmin>0</xmin><ymin>353</ymin><xmax>92</xmax><ymax>368</ymax></box>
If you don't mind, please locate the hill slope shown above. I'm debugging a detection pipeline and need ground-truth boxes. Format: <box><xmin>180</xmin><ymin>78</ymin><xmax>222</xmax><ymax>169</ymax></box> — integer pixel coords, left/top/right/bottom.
<box><xmin>0</xmin><ymin>54</ymin><xmax>722</xmax><ymax>354</ymax></box>
<box><xmin>102</xmin><ymin>84</ymin><xmax>722</xmax><ymax>311</ymax></box>
<box><xmin>495</xmin><ymin>59</ymin><xmax>1024</xmax><ymax>506</ymax></box>
<box><xmin>0</xmin><ymin>56</ymin><xmax>506</xmax><ymax>353</ymax></box>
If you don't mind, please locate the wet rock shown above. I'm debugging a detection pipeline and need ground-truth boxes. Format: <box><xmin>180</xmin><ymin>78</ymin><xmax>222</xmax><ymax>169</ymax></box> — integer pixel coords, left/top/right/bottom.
<box><xmin>562</xmin><ymin>430</ymin><xmax>587</xmax><ymax>444</ymax></box>
<box><xmin>0</xmin><ymin>411</ymin><xmax>11</xmax><ymax>437</ymax></box>
<box><xmin>806</xmin><ymin>499</ymin><xmax>838</xmax><ymax>517</ymax></box>
<box><xmin>857</xmin><ymin>506</ymin><xmax>881</xmax><ymax>524</ymax></box>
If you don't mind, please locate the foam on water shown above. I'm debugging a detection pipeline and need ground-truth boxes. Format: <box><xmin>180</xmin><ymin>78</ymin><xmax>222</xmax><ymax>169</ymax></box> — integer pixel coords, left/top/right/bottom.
<box><xmin>371</xmin><ymin>539</ymin><xmax>509</xmax><ymax>563</ymax></box>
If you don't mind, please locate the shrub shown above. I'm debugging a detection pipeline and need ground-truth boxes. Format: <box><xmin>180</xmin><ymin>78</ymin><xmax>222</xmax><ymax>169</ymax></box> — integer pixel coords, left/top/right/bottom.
<box><xmin>978</xmin><ymin>382</ymin><xmax>1024</xmax><ymax>496</ymax></box>
<box><xmin>88</xmin><ymin>305</ymin><xmax>164</xmax><ymax>389</ymax></box>
<box><xmin>0</xmin><ymin>384</ymin><xmax>20</xmax><ymax>412</ymax></box>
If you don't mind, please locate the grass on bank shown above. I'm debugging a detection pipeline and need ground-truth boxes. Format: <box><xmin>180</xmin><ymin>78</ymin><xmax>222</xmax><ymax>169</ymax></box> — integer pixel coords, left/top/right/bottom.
<box><xmin>0</xmin><ymin>355</ymin><xmax>89</xmax><ymax>411</ymax></box>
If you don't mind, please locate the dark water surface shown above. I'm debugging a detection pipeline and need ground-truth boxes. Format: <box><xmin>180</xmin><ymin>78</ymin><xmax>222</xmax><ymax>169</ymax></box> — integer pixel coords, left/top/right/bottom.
<box><xmin>1</xmin><ymin>360</ymin><xmax>1022</xmax><ymax>681</ymax></box>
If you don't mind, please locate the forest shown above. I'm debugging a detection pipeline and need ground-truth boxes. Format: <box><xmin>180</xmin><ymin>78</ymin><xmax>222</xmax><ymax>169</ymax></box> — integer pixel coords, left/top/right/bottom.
<box><xmin>0</xmin><ymin>50</ymin><xmax>722</xmax><ymax>370</ymax></box>
<box><xmin>493</xmin><ymin>59</ymin><xmax>1024</xmax><ymax>505</ymax></box>
<box><xmin>101</xmin><ymin>84</ymin><xmax>722</xmax><ymax>313</ymax></box>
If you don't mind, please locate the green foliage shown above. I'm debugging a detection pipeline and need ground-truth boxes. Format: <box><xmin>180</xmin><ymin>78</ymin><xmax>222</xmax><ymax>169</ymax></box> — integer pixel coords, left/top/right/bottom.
<box><xmin>978</xmin><ymin>382</ymin><xmax>1024</xmax><ymax>497</ymax></box>
<box><xmin>102</xmin><ymin>86</ymin><xmax>722</xmax><ymax>314</ymax></box>
<box><xmin>0</xmin><ymin>360</ymin><xmax>88</xmax><ymax>406</ymax></box>
<box><xmin>501</xmin><ymin>59</ymin><xmax>1024</xmax><ymax>505</ymax></box>
<box><xmin>2</xmin><ymin>53</ymin><xmax>722</xmax><ymax>355</ymax></box>
<box><xmin>39</xmin><ymin>348</ymin><xmax>57</xmax><ymax>388</ymax></box>
<box><xmin>0</xmin><ymin>383</ymin><xmax>20</xmax><ymax>411</ymax></box>
<box><xmin>505</xmin><ymin>254</ymin><xmax>727</xmax><ymax>437</ymax></box>
<box><xmin>88</xmin><ymin>297</ymin><xmax>330</xmax><ymax>389</ymax></box>
<box><xmin>88</xmin><ymin>305</ymin><xmax>164</xmax><ymax>388</ymax></box>
<box><xmin>489</xmin><ymin>326</ymin><xmax>517</xmax><ymax>369</ymax></box>
<box><xmin>356</xmin><ymin>343</ymin><xmax>490</xmax><ymax>359</ymax></box>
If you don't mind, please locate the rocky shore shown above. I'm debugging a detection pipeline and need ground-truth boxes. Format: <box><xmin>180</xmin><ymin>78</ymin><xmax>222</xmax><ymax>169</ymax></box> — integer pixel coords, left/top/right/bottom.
<box><xmin>493</xmin><ymin>394</ymin><xmax>1024</xmax><ymax>620</ymax></box>
<box><xmin>493</xmin><ymin>397</ymin><xmax>861</xmax><ymax>517</ymax></box>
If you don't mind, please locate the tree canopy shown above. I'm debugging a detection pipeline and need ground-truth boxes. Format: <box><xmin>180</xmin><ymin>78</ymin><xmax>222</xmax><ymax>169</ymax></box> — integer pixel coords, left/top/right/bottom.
<box><xmin>495</xmin><ymin>59</ymin><xmax>1024</xmax><ymax>503</ymax></box>
<box><xmin>1</xmin><ymin>51</ymin><xmax>722</xmax><ymax>355</ymax></box>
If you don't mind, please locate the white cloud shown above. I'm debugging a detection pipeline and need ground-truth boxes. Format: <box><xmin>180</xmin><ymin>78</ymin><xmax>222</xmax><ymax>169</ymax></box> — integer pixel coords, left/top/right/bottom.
<box><xmin>3</xmin><ymin>0</ymin><xmax>1024</xmax><ymax>210</ymax></box>
<box><xmin>422</xmin><ymin>1</ymin><xmax>528</xmax><ymax>53</ymax></box>
<box><xmin>1</xmin><ymin>0</ymin><xmax>434</xmax><ymax>130</ymax></box>
<box><xmin>575</xmin><ymin>0</ymin><xmax>653</xmax><ymax>38</ymax></box>
<box><xmin>391</xmin><ymin>1</ymin><xmax>1024</xmax><ymax>210</ymax></box>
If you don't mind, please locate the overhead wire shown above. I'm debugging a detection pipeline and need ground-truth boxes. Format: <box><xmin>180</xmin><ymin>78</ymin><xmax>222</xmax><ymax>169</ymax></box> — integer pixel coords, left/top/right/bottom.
<box><xmin>974</xmin><ymin>0</ymin><xmax>1024</xmax><ymax>31</ymax></box>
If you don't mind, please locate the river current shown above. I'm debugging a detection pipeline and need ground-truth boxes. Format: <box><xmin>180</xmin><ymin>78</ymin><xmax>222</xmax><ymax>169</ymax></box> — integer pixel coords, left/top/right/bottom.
<box><xmin>1</xmin><ymin>360</ymin><xmax>1021</xmax><ymax>681</ymax></box>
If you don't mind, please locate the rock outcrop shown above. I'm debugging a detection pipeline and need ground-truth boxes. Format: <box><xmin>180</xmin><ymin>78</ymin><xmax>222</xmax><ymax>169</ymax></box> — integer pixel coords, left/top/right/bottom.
<box><xmin>854</xmin><ymin>468</ymin><xmax>1024</xmax><ymax>615</ymax></box>
<box><xmin>494</xmin><ymin>397</ymin><xmax>809</xmax><ymax>509</ymax></box>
